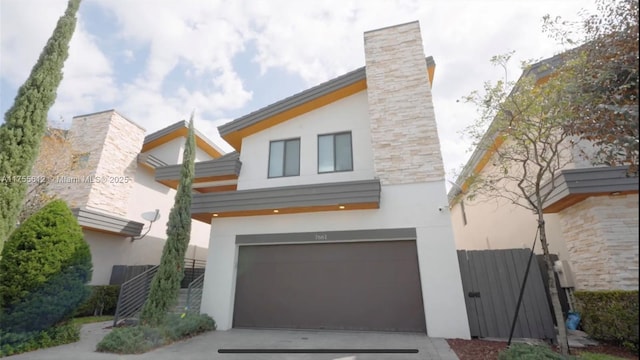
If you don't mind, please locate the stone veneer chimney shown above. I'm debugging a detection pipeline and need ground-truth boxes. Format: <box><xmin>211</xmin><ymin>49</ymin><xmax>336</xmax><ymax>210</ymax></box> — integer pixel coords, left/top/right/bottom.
<box><xmin>54</xmin><ymin>110</ymin><xmax>146</xmax><ymax>216</ymax></box>
<box><xmin>364</xmin><ymin>21</ymin><xmax>445</xmax><ymax>185</ymax></box>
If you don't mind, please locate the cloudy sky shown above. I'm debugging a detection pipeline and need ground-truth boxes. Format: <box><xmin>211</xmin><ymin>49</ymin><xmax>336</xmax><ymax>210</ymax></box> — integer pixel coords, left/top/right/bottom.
<box><xmin>0</xmin><ymin>0</ymin><xmax>595</xmax><ymax>182</ymax></box>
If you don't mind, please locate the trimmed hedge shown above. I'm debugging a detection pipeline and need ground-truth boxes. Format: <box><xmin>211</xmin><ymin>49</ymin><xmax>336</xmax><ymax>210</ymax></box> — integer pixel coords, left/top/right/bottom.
<box><xmin>96</xmin><ymin>313</ymin><xmax>216</xmax><ymax>354</ymax></box>
<box><xmin>574</xmin><ymin>290</ymin><xmax>639</xmax><ymax>353</ymax></box>
<box><xmin>75</xmin><ymin>285</ymin><xmax>120</xmax><ymax>317</ymax></box>
<box><xmin>0</xmin><ymin>200</ymin><xmax>92</xmax><ymax>333</ymax></box>
<box><xmin>0</xmin><ymin>323</ymin><xmax>80</xmax><ymax>357</ymax></box>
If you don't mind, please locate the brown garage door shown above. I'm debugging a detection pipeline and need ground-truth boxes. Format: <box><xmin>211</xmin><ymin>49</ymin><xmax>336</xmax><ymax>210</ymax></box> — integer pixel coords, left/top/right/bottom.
<box><xmin>233</xmin><ymin>240</ymin><xmax>426</xmax><ymax>332</ymax></box>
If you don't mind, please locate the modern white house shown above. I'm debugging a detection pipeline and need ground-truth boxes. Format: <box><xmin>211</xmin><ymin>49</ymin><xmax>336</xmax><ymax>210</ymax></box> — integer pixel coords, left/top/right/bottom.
<box><xmin>192</xmin><ymin>21</ymin><xmax>471</xmax><ymax>339</ymax></box>
<box><xmin>36</xmin><ymin>110</ymin><xmax>217</xmax><ymax>285</ymax></box>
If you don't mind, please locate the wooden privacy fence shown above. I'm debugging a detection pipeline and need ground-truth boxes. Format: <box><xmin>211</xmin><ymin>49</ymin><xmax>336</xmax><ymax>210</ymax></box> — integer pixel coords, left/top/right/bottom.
<box><xmin>457</xmin><ymin>249</ymin><xmax>556</xmax><ymax>341</ymax></box>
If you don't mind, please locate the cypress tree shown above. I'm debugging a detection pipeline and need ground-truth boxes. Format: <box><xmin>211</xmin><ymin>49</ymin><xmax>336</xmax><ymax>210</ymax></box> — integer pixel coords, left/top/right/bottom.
<box><xmin>140</xmin><ymin>116</ymin><xmax>196</xmax><ymax>326</ymax></box>
<box><xmin>0</xmin><ymin>0</ymin><xmax>81</xmax><ymax>255</ymax></box>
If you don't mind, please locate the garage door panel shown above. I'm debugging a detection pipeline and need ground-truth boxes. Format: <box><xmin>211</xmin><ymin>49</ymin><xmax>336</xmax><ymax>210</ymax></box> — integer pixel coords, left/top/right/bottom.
<box><xmin>233</xmin><ymin>240</ymin><xmax>426</xmax><ymax>332</ymax></box>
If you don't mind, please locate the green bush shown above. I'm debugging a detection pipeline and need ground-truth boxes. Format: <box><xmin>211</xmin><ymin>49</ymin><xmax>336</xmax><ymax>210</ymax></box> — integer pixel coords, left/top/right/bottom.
<box><xmin>0</xmin><ymin>323</ymin><xmax>80</xmax><ymax>357</ymax></box>
<box><xmin>95</xmin><ymin>326</ymin><xmax>158</xmax><ymax>354</ymax></box>
<box><xmin>498</xmin><ymin>344</ymin><xmax>571</xmax><ymax>360</ymax></box>
<box><xmin>162</xmin><ymin>313</ymin><xmax>217</xmax><ymax>341</ymax></box>
<box><xmin>75</xmin><ymin>285</ymin><xmax>120</xmax><ymax>317</ymax></box>
<box><xmin>96</xmin><ymin>313</ymin><xmax>216</xmax><ymax>354</ymax></box>
<box><xmin>574</xmin><ymin>290</ymin><xmax>639</xmax><ymax>353</ymax></box>
<box><xmin>0</xmin><ymin>200</ymin><xmax>92</xmax><ymax>332</ymax></box>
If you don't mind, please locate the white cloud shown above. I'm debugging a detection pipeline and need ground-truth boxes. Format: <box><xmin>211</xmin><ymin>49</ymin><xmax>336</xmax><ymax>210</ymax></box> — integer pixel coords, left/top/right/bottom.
<box><xmin>49</xmin><ymin>17</ymin><xmax>116</xmax><ymax>122</ymax></box>
<box><xmin>1</xmin><ymin>0</ymin><xmax>598</xmax><ymax>180</ymax></box>
<box><xmin>0</xmin><ymin>0</ymin><xmax>68</xmax><ymax>86</ymax></box>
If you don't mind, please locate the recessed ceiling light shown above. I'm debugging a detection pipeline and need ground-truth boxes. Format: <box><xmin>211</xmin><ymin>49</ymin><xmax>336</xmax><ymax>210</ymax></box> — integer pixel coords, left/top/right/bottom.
<box><xmin>339</xmin><ymin>205</ymin><xmax>345</xmax><ymax>209</ymax></box>
<box><xmin>213</xmin><ymin>213</ymin><xmax>219</xmax><ymax>217</ymax></box>
<box><xmin>273</xmin><ymin>209</ymin><xmax>279</xmax><ymax>213</ymax></box>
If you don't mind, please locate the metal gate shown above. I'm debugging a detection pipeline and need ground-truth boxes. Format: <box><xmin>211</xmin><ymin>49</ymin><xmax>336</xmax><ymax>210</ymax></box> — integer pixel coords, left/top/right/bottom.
<box><xmin>457</xmin><ymin>249</ymin><xmax>555</xmax><ymax>340</ymax></box>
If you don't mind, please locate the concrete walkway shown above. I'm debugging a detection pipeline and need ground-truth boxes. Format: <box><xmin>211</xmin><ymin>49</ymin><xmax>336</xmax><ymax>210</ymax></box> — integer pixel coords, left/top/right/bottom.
<box><xmin>7</xmin><ymin>321</ymin><xmax>459</xmax><ymax>360</ymax></box>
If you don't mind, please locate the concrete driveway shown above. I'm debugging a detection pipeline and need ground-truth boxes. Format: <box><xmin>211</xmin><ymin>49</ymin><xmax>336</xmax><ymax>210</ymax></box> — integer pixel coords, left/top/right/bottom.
<box><xmin>7</xmin><ymin>321</ymin><xmax>459</xmax><ymax>360</ymax></box>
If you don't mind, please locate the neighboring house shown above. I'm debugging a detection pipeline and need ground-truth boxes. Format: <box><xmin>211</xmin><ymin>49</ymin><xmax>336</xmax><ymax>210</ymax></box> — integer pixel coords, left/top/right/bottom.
<box><xmin>186</xmin><ymin>21</ymin><xmax>471</xmax><ymax>339</ymax></box>
<box><xmin>448</xmin><ymin>54</ymin><xmax>639</xmax><ymax>292</ymax></box>
<box><xmin>34</xmin><ymin>110</ymin><xmax>217</xmax><ymax>285</ymax></box>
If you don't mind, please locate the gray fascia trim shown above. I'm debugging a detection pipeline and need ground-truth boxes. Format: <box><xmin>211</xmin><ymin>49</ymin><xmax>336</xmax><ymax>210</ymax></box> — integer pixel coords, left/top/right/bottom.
<box><xmin>192</xmin><ymin>179</ymin><xmax>381</xmax><ymax>214</ymax></box>
<box><xmin>143</xmin><ymin>120</ymin><xmax>223</xmax><ymax>155</ymax></box>
<box><xmin>144</xmin><ymin>120</ymin><xmax>187</xmax><ymax>144</ymax></box>
<box><xmin>236</xmin><ymin>227</ymin><xmax>417</xmax><ymax>245</ymax></box>
<box><xmin>426</xmin><ymin>56</ymin><xmax>435</xmax><ymax>68</ymax></box>
<box><xmin>218</xmin><ymin>66</ymin><xmax>367</xmax><ymax>136</ymax></box>
<box><xmin>137</xmin><ymin>153</ymin><xmax>168</xmax><ymax>169</ymax></box>
<box><xmin>540</xmin><ymin>166</ymin><xmax>639</xmax><ymax>209</ymax></box>
<box><xmin>71</xmin><ymin>208</ymin><xmax>144</xmax><ymax>237</ymax></box>
<box><xmin>155</xmin><ymin>152</ymin><xmax>241</xmax><ymax>181</ymax></box>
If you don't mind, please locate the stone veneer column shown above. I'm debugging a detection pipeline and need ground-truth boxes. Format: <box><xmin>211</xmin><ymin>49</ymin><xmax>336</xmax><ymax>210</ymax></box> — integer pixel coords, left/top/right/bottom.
<box><xmin>364</xmin><ymin>21</ymin><xmax>445</xmax><ymax>185</ymax></box>
<box><xmin>559</xmin><ymin>194</ymin><xmax>639</xmax><ymax>290</ymax></box>
<box><xmin>58</xmin><ymin>110</ymin><xmax>146</xmax><ymax>216</ymax></box>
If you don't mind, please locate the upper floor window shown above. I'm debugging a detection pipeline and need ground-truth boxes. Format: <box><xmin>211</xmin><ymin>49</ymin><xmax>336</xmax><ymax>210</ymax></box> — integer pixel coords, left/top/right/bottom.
<box><xmin>318</xmin><ymin>132</ymin><xmax>353</xmax><ymax>173</ymax></box>
<box><xmin>268</xmin><ymin>138</ymin><xmax>300</xmax><ymax>178</ymax></box>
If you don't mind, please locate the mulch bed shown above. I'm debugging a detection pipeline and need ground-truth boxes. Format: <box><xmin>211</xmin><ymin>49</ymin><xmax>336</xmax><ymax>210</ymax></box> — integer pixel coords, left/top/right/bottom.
<box><xmin>446</xmin><ymin>338</ymin><xmax>638</xmax><ymax>360</ymax></box>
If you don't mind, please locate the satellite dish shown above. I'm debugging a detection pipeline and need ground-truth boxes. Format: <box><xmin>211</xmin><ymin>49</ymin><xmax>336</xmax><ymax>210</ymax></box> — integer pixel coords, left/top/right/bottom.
<box><xmin>141</xmin><ymin>209</ymin><xmax>161</xmax><ymax>222</ymax></box>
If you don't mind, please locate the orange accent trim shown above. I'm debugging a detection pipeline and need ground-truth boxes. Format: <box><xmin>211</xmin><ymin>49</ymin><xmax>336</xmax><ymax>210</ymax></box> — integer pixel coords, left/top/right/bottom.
<box><xmin>457</xmin><ymin>72</ymin><xmax>556</xmax><ymax>193</ymax></box>
<box><xmin>191</xmin><ymin>202</ymin><xmax>379</xmax><ymax>224</ymax></box>
<box><xmin>195</xmin><ymin>184</ymin><xmax>238</xmax><ymax>193</ymax></box>
<box><xmin>138</xmin><ymin>162</ymin><xmax>156</xmax><ymax>173</ymax></box>
<box><xmin>428</xmin><ymin>65</ymin><xmax>435</xmax><ymax>85</ymax></box>
<box><xmin>461</xmin><ymin>136</ymin><xmax>505</xmax><ymax>192</ymax></box>
<box><xmin>543</xmin><ymin>190</ymin><xmax>638</xmax><ymax>213</ymax></box>
<box><xmin>141</xmin><ymin>127</ymin><xmax>222</xmax><ymax>158</ymax></box>
<box><xmin>223</xmin><ymin>79</ymin><xmax>367</xmax><ymax>150</ymax></box>
<box><xmin>157</xmin><ymin>175</ymin><xmax>237</xmax><ymax>189</ymax></box>
<box><xmin>222</xmin><ymin>65</ymin><xmax>435</xmax><ymax>150</ymax></box>
<box><xmin>193</xmin><ymin>174</ymin><xmax>238</xmax><ymax>183</ymax></box>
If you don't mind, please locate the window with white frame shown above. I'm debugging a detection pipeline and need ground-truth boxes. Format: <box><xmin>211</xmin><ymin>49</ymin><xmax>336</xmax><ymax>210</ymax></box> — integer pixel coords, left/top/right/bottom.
<box><xmin>318</xmin><ymin>132</ymin><xmax>353</xmax><ymax>173</ymax></box>
<box><xmin>268</xmin><ymin>138</ymin><xmax>300</xmax><ymax>178</ymax></box>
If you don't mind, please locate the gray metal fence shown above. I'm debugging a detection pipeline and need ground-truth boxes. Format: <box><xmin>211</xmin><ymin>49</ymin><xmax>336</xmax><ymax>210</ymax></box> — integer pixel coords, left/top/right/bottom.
<box><xmin>112</xmin><ymin>265</ymin><xmax>159</xmax><ymax>326</ymax></box>
<box><xmin>186</xmin><ymin>273</ymin><xmax>205</xmax><ymax>314</ymax></box>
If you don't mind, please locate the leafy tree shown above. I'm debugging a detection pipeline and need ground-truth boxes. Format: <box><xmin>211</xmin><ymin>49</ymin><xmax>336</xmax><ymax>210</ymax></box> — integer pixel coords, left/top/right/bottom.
<box><xmin>0</xmin><ymin>199</ymin><xmax>92</xmax><ymax>332</ymax></box>
<box><xmin>543</xmin><ymin>0</ymin><xmax>639</xmax><ymax>173</ymax></box>
<box><xmin>140</xmin><ymin>116</ymin><xmax>196</xmax><ymax>326</ymax></box>
<box><xmin>19</xmin><ymin>123</ymin><xmax>74</xmax><ymax>223</ymax></box>
<box><xmin>461</xmin><ymin>52</ymin><xmax>581</xmax><ymax>356</ymax></box>
<box><xmin>0</xmin><ymin>0</ymin><xmax>81</xmax><ymax>255</ymax></box>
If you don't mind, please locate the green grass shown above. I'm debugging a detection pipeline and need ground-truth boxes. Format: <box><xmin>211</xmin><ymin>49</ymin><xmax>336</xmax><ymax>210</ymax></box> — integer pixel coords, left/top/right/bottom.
<box><xmin>70</xmin><ymin>316</ymin><xmax>113</xmax><ymax>326</ymax></box>
<box><xmin>578</xmin><ymin>353</ymin><xmax>629</xmax><ymax>360</ymax></box>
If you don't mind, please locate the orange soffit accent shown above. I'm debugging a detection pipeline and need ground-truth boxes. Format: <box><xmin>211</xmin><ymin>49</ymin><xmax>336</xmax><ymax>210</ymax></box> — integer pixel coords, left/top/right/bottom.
<box><xmin>461</xmin><ymin>136</ymin><xmax>504</xmax><ymax>192</ymax></box>
<box><xmin>223</xmin><ymin>65</ymin><xmax>434</xmax><ymax>150</ymax></box>
<box><xmin>141</xmin><ymin>127</ymin><xmax>222</xmax><ymax>158</ymax></box>
<box><xmin>192</xmin><ymin>202</ymin><xmax>379</xmax><ymax>223</ymax></box>
<box><xmin>222</xmin><ymin>79</ymin><xmax>367</xmax><ymax>150</ymax></box>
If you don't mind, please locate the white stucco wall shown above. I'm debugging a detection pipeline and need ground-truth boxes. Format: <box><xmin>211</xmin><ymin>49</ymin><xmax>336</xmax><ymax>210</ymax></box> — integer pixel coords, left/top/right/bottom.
<box><xmin>450</xmin><ymin>196</ymin><xmax>569</xmax><ymax>261</ymax></box>
<box><xmin>146</xmin><ymin>138</ymin><xmax>183</xmax><ymax>165</ymax></box>
<box><xmin>237</xmin><ymin>91</ymin><xmax>375</xmax><ymax>190</ymax></box>
<box><xmin>200</xmin><ymin>182</ymin><xmax>470</xmax><ymax>339</ymax></box>
<box><xmin>127</xmin><ymin>166</ymin><xmax>211</xmax><ymax>249</ymax></box>
<box><xmin>82</xmin><ymin>166</ymin><xmax>210</xmax><ymax>285</ymax></box>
